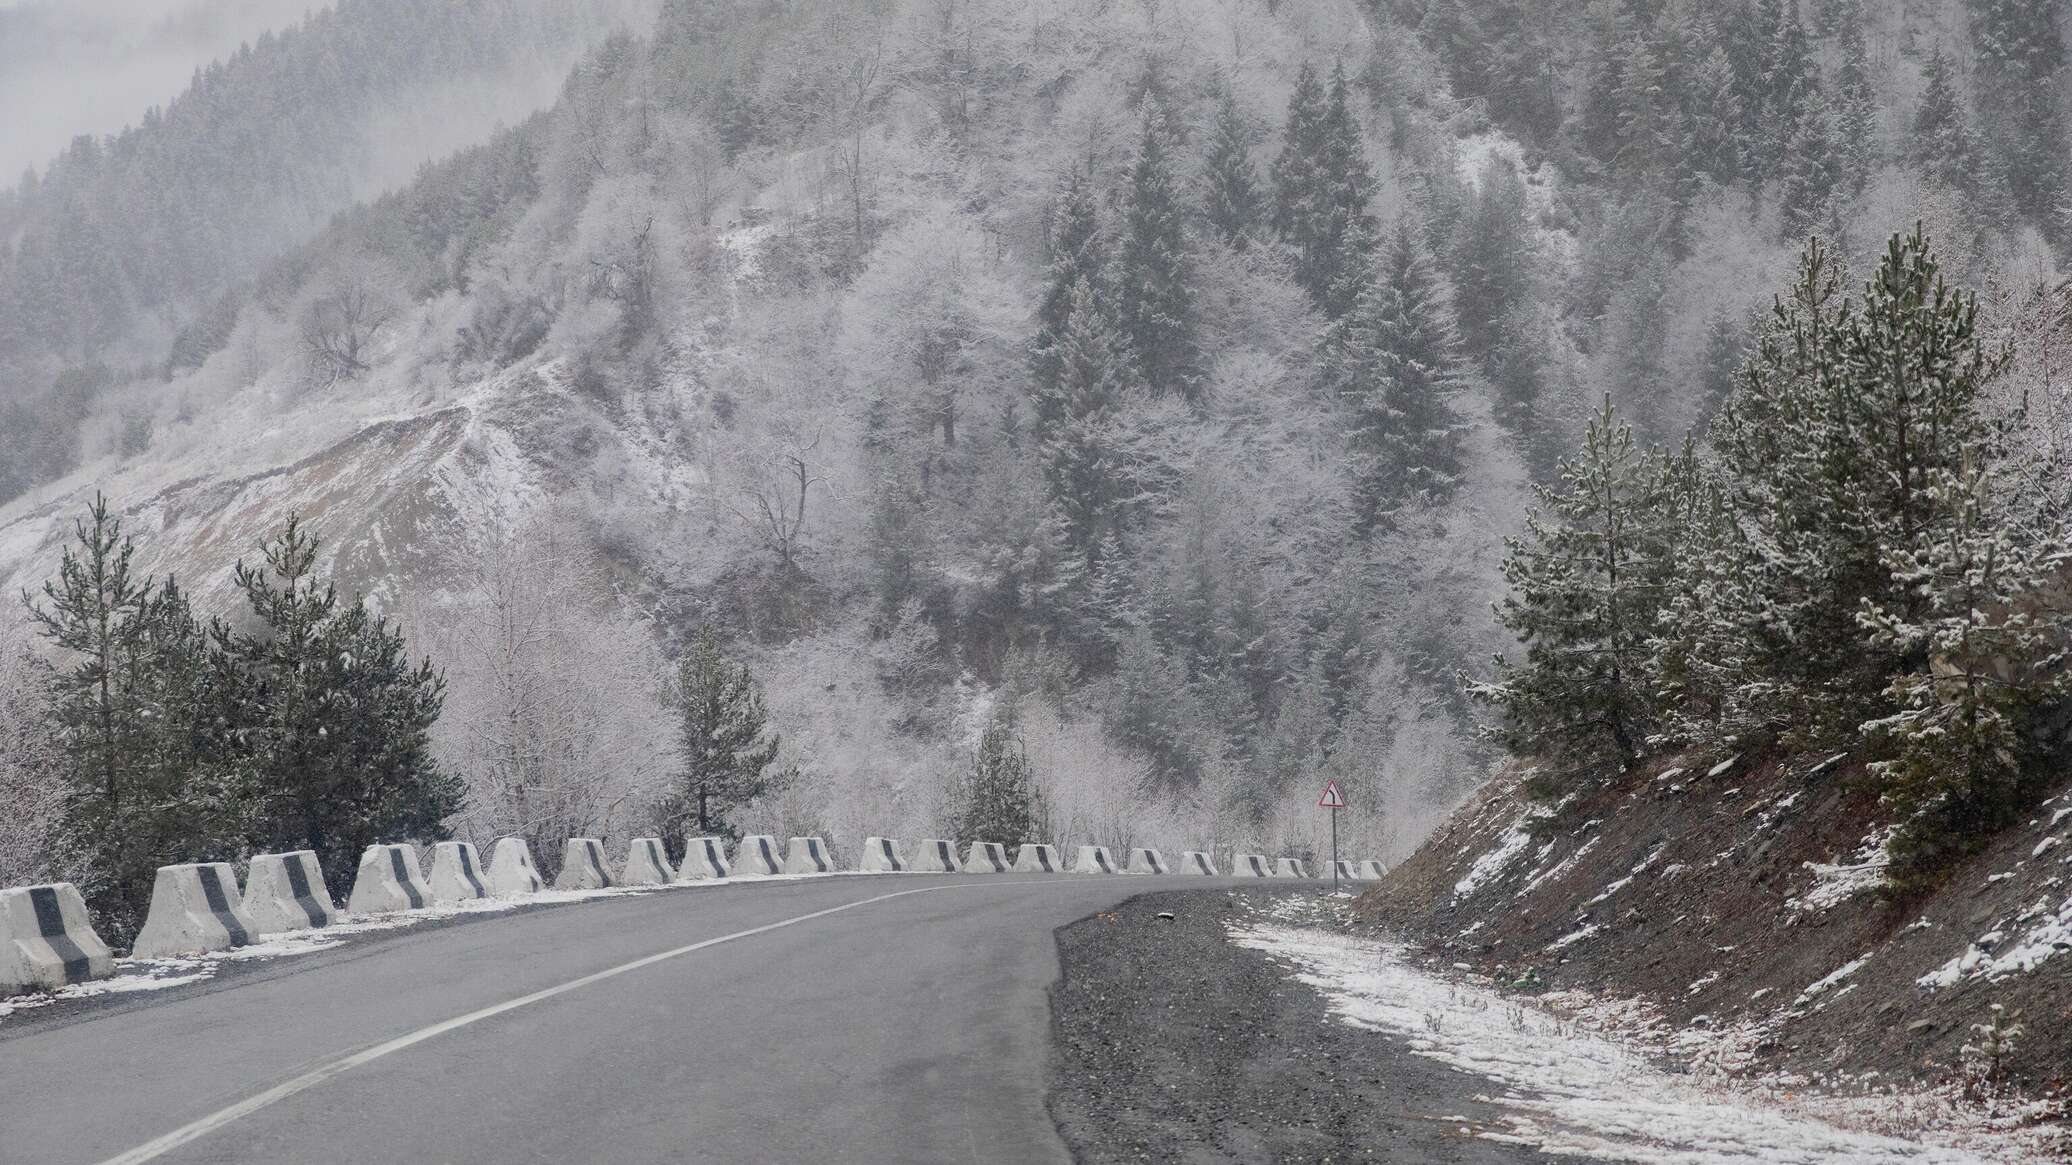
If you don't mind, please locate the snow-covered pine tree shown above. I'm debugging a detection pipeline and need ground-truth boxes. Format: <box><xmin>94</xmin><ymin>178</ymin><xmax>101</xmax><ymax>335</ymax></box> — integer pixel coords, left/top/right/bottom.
<box><xmin>1778</xmin><ymin>90</ymin><xmax>1842</xmax><ymax>240</ymax></box>
<box><xmin>1269</xmin><ymin>62</ymin><xmax>1327</xmax><ymax>249</ymax></box>
<box><xmin>1910</xmin><ymin>49</ymin><xmax>1979</xmax><ymax>194</ymax></box>
<box><xmin>1307</xmin><ymin>64</ymin><xmax>1378</xmax><ymax>318</ymax></box>
<box><xmin>665</xmin><ymin>626</ymin><xmax>780</xmax><ymax>839</ymax></box>
<box><xmin>1116</xmin><ymin>102</ymin><xmax>1200</xmax><ymax>401</ymax></box>
<box><xmin>1753</xmin><ymin>0</ymin><xmax>1815</xmax><ymax>182</ymax></box>
<box><xmin>27</xmin><ymin>495</ymin><xmax>161</xmax><ymax>938</ymax></box>
<box><xmin>1471</xmin><ymin>396</ymin><xmax>1680</xmax><ymax>794</ymax></box>
<box><xmin>1688</xmin><ymin>41</ymin><xmax>1743</xmax><ymax>185</ymax></box>
<box><xmin>1201</xmin><ymin>85</ymin><xmax>1261</xmax><ymax>251</ymax></box>
<box><xmin>1041</xmin><ymin>275</ymin><xmax>1136</xmax><ymax>556</ymax></box>
<box><xmin>1321</xmin><ymin>218</ymin><xmax>1468</xmax><ymax>532</ymax></box>
<box><xmin>1966</xmin><ymin>0</ymin><xmax>2069</xmax><ymax>228</ymax></box>
<box><xmin>1834</xmin><ymin>11</ymin><xmax>1880</xmax><ymax>185</ymax></box>
<box><xmin>1030</xmin><ymin>167</ymin><xmax>1102</xmax><ymax>420</ymax></box>
<box><xmin>226</xmin><ymin>516</ymin><xmax>459</xmax><ymax>893</ymax></box>
<box><xmin>1859</xmin><ymin>455</ymin><xmax>2072</xmax><ymax>887</ymax></box>
<box><xmin>953</xmin><ymin>719</ymin><xmax>1046</xmax><ymax>845</ymax></box>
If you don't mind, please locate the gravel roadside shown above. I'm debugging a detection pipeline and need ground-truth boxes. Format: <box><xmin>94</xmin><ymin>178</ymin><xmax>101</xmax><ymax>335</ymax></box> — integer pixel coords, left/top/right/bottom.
<box><xmin>1046</xmin><ymin>887</ymin><xmax>1561</xmax><ymax>1164</ymax></box>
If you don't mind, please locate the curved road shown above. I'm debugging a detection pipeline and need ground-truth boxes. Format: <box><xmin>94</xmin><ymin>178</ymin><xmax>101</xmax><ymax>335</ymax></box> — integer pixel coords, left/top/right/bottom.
<box><xmin>0</xmin><ymin>873</ymin><xmax>1220</xmax><ymax>1165</ymax></box>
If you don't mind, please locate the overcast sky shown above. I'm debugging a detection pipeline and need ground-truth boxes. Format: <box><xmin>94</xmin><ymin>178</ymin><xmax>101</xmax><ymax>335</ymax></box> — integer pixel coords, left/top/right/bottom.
<box><xmin>0</xmin><ymin>0</ymin><xmax>318</xmax><ymax>180</ymax></box>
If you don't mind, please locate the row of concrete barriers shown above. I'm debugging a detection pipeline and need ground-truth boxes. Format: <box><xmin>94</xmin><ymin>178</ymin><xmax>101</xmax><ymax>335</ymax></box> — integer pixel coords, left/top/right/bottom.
<box><xmin>2</xmin><ymin>836</ymin><xmax>1385</xmax><ymax>996</ymax></box>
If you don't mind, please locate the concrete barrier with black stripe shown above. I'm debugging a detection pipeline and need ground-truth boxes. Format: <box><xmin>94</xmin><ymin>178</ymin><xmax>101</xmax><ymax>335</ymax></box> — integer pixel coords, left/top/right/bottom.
<box><xmin>348</xmin><ymin>845</ymin><xmax>434</xmax><ymax>915</ymax></box>
<box><xmin>1273</xmin><ymin>857</ymin><xmax>1310</xmax><ymax>879</ymax></box>
<box><xmin>1012</xmin><ymin>843</ymin><xmax>1060</xmax><ymax>873</ymax></box>
<box><xmin>1355</xmin><ymin>860</ymin><xmax>1386</xmax><ymax>879</ymax></box>
<box><xmin>486</xmin><ymin>837</ymin><xmax>546</xmax><ymax>897</ymax></box>
<box><xmin>911</xmin><ymin>839</ymin><xmax>962</xmax><ymax>873</ymax></box>
<box><xmin>1179</xmin><ymin>851</ymin><xmax>1217</xmax><ymax>875</ymax></box>
<box><xmin>134</xmin><ymin>863</ymin><xmax>260</xmax><ymax>958</ymax></box>
<box><xmin>782</xmin><ymin>836</ymin><xmax>834</xmax><ymax>875</ymax></box>
<box><xmin>1071</xmin><ymin>845</ymin><xmax>1118</xmax><ymax>875</ymax></box>
<box><xmin>675</xmin><ymin>836</ymin><xmax>731</xmax><ymax>880</ymax></box>
<box><xmin>241</xmin><ymin>851</ymin><xmax>339</xmax><ymax>933</ymax></box>
<box><xmin>1231</xmin><ymin>853</ymin><xmax>1271</xmax><ymax>878</ymax></box>
<box><xmin>732</xmin><ymin>835</ymin><xmax>783</xmax><ymax>876</ymax></box>
<box><xmin>427</xmin><ymin>842</ymin><xmax>490</xmax><ymax>904</ymax></box>
<box><xmin>1</xmin><ymin>883</ymin><xmax>114</xmax><ymax>993</ymax></box>
<box><xmin>961</xmin><ymin>842</ymin><xmax>1009</xmax><ymax>873</ymax></box>
<box><xmin>860</xmin><ymin>836</ymin><xmax>906</xmax><ymax>872</ymax></box>
<box><xmin>1126</xmin><ymin>848</ymin><xmax>1168</xmax><ymax>875</ymax></box>
<box><xmin>1329</xmin><ymin>859</ymin><xmax>1358</xmax><ymax>882</ymax></box>
<box><xmin>554</xmin><ymin>838</ymin><xmax>616</xmax><ymax>890</ymax></box>
<box><xmin>621</xmin><ymin>837</ymin><xmax>674</xmax><ymax>885</ymax></box>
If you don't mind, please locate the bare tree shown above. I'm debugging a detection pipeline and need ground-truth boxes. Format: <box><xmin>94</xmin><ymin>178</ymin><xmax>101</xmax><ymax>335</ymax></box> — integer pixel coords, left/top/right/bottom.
<box><xmin>728</xmin><ymin>429</ymin><xmax>827</xmax><ymax>572</ymax></box>
<box><xmin>0</xmin><ymin>613</ymin><xmax>78</xmax><ymax>888</ymax></box>
<box><xmin>300</xmin><ymin>267</ymin><xmax>398</xmax><ymax>388</ymax></box>
<box><xmin>415</xmin><ymin>515</ymin><xmax>674</xmax><ymax>867</ymax></box>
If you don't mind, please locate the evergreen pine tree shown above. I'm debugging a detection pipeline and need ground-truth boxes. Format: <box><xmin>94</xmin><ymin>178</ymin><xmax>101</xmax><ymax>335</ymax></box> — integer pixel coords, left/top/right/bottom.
<box><xmin>226</xmin><ymin>516</ymin><xmax>459</xmax><ymax>890</ymax></box>
<box><xmin>1778</xmin><ymin>92</ymin><xmax>1843</xmax><ymax>240</ymax></box>
<box><xmin>1910</xmin><ymin>49</ymin><xmax>1978</xmax><ymax>193</ymax></box>
<box><xmin>1041</xmin><ymin>276</ymin><xmax>1135</xmax><ymax>555</ymax></box>
<box><xmin>1966</xmin><ymin>0</ymin><xmax>2069</xmax><ymax>227</ymax></box>
<box><xmin>1575</xmin><ymin>0</ymin><xmax>1637</xmax><ymax>165</ymax></box>
<box><xmin>1030</xmin><ymin>168</ymin><xmax>1102</xmax><ymax>412</ymax></box>
<box><xmin>1322</xmin><ymin>219</ymin><xmax>1469</xmax><ymax>531</ymax></box>
<box><xmin>1471</xmin><ymin>396</ymin><xmax>1681</xmax><ymax>794</ymax></box>
<box><xmin>1859</xmin><ymin>455</ymin><xmax>2072</xmax><ymax>886</ymax></box>
<box><xmin>1308</xmin><ymin>64</ymin><xmax>1378</xmax><ymax>316</ymax></box>
<box><xmin>1450</xmin><ymin>157</ymin><xmax>1534</xmax><ymax>369</ymax></box>
<box><xmin>665</xmin><ymin>626</ymin><xmax>780</xmax><ymax>838</ymax></box>
<box><xmin>954</xmin><ymin>719</ymin><xmax>1046</xmax><ymax>845</ymax></box>
<box><xmin>1688</xmin><ymin>42</ymin><xmax>1744</xmax><ymax>184</ymax></box>
<box><xmin>1753</xmin><ymin>0</ymin><xmax>1815</xmax><ymax>182</ymax></box>
<box><xmin>1269</xmin><ymin>62</ymin><xmax>1327</xmax><ymax>246</ymax></box>
<box><xmin>1834</xmin><ymin>11</ymin><xmax>1880</xmax><ymax>184</ymax></box>
<box><xmin>1202</xmin><ymin>85</ymin><xmax>1262</xmax><ymax>250</ymax></box>
<box><xmin>1116</xmin><ymin>103</ymin><xmax>1200</xmax><ymax>400</ymax></box>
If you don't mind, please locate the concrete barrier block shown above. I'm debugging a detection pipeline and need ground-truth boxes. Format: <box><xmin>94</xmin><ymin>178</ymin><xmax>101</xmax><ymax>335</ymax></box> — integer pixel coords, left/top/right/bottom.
<box><xmin>783</xmin><ymin>836</ymin><xmax>834</xmax><ymax>875</ymax></box>
<box><xmin>1</xmin><ymin>883</ymin><xmax>114</xmax><ymax>993</ymax></box>
<box><xmin>1356</xmin><ymin>860</ymin><xmax>1387</xmax><ymax>880</ymax></box>
<box><xmin>1179</xmin><ymin>851</ymin><xmax>1217</xmax><ymax>875</ymax></box>
<box><xmin>427</xmin><ymin>842</ymin><xmax>489</xmax><ymax>904</ymax></box>
<box><xmin>1231</xmin><ymin>853</ymin><xmax>1271</xmax><ymax>877</ymax></box>
<box><xmin>554</xmin><ymin>838</ymin><xmax>616</xmax><ymax>890</ymax></box>
<box><xmin>347</xmin><ymin>845</ymin><xmax>433</xmax><ymax>915</ymax></box>
<box><xmin>676</xmin><ymin>836</ymin><xmax>730</xmax><ymax>880</ymax></box>
<box><xmin>485</xmin><ymin>837</ymin><xmax>545</xmax><ymax>898</ymax></box>
<box><xmin>1126</xmin><ymin>848</ymin><xmax>1168</xmax><ymax>875</ymax></box>
<box><xmin>1274</xmin><ymin>857</ymin><xmax>1310</xmax><ymax>879</ymax></box>
<box><xmin>1071</xmin><ymin>845</ymin><xmax>1118</xmax><ymax>874</ymax></box>
<box><xmin>732</xmin><ymin>835</ymin><xmax>783</xmax><ymax>876</ymax></box>
<box><xmin>241</xmin><ymin>851</ymin><xmax>339</xmax><ymax>934</ymax></box>
<box><xmin>133</xmin><ymin>863</ymin><xmax>258</xmax><ymax>958</ymax></box>
<box><xmin>960</xmin><ymin>842</ymin><xmax>1009</xmax><ymax>873</ymax></box>
<box><xmin>1329</xmin><ymin>860</ymin><xmax>1358</xmax><ymax>881</ymax></box>
<box><xmin>910</xmin><ymin>839</ymin><xmax>962</xmax><ymax>873</ymax></box>
<box><xmin>621</xmin><ymin>837</ymin><xmax>674</xmax><ymax>885</ymax></box>
<box><xmin>859</xmin><ymin>836</ymin><xmax>907</xmax><ymax>872</ymax></box>
<box><xmin>1012</xmin><ymin>843</ymin><xmax>1061</xmax><ymax>872</ymax></box>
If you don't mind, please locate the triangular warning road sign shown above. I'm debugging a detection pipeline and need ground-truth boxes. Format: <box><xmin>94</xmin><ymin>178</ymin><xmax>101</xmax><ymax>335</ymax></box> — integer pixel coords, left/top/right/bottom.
<box><xmin>1318</xmin><ymin>778</ymin><xmax>1346</xmax><ymax>809</ymax></box>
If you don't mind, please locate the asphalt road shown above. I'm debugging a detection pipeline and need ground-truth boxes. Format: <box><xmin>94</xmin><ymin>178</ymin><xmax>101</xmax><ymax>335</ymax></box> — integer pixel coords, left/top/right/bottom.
<box><xmin>0</xmin><ymin>873</ymin><xmax>1237</xmax><ymax>1165</ymax></box>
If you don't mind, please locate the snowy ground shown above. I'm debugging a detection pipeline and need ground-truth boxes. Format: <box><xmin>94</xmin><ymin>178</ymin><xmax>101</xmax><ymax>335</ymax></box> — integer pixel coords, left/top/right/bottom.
<box><xmin>1232</xmin><ymin>924</ymin><xmax>2064</xmax><ymax>1164</ymax></box>
<box><xmin>0</xmin><ymin>871</ymin><xmax>895</xmax><ymax>1023</ymax></box>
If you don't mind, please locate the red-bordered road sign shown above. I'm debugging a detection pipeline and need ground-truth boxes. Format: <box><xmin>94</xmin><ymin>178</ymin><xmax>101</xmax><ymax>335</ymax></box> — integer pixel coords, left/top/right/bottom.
<box><xmin>1318</xmin><ymin>778</ymin><xmax>1346</xmax><ymax>809</ymax></box>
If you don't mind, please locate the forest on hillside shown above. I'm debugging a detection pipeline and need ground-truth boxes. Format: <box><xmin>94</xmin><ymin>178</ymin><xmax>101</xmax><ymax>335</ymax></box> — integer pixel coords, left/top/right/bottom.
<box><xmin>3</xmin><ymin>0</ymin><xmax>2071</xmax><ymax>906</ymax></box>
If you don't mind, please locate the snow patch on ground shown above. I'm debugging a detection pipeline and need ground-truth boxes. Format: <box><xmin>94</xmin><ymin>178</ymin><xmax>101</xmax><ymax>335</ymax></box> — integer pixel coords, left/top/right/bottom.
<box><xmin>1233</xmin><ymin>924</ymin><xmax>2056</xmax><ymax>1163</ymax></box>
<box><xmin>1790</xmin><ymin>829</ymin><xmax>1894</xmax><ymax>915</ymax></box>
<box><xmin>1455</xmin><ymin>823</ymin><xmax>1535</xmax><ymax>901</ymax></box>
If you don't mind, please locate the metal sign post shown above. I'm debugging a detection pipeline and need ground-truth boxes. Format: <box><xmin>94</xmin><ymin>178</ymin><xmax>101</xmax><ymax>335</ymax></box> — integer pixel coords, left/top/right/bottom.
<box><xmin>1318</xmin><ymin>779</ymin><xmax>1346</xmax><ymax>893</ymax></box>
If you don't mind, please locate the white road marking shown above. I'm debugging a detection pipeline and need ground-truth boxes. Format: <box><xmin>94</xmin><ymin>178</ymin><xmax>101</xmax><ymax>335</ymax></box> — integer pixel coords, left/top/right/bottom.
<box><xmin>97</xmin><ymin>879</ymin><xmax>1065</xmax><ymax>1165</ymax></box>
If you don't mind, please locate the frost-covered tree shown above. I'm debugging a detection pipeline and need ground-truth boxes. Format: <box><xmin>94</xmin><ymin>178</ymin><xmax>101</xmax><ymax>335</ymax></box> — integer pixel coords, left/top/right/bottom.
<box><xmin>1116</xmin><ymin>103</ymin><xmax>1199</xmax><ymax>401</ymax></box>
<box><xmin>1031</xmin><ymin>167</ymin><xmax>1103</xmax><ymax>414</ymax></box>
<box><xmin>224</xmin><ymin>516</ymin><xmax>459</xmax><ymax>892</ymax></box>
<box><xmin>1472</xmin><ymin>397</ymin><xmax>1681</xmax><ymax>793</ymax></box>
<box><xmin>1321</xmin><ymin>219</ymin><xmax>1468</xmax><ymax>531</ymax></box>
<box><xmin>663</xmin><ymin>627</ymin><xmax>780</xmax><ymax>839</ymax></box>
<box><xmin>953</xmin><ymin>719</ymin><xmax>1046</xmax><ymax>845</ymax></box>
<box><xmin>1272</xmin><ymin>62</ymin><xmax>1376</xmax><ymax>315</ymax></box>
<box><xmin>1201</xmin><ymin>85</ymin><xmax>1261</xmax><ymax>251</ymax></box>
<box><xmin>1777</xmin><ymin>92</ymin><xmax>1842</xmax><ymax>240</ymax></box>
<box><xmin>1040</xmin><ymin>276</ymin><xmax>1136</xmax><ymax>556</ymax></box>
<box><xmin>0</xmin><ymin>616</ymin><xmax>76</xmax><ymax>890</ymax></box>
<box><xmin>1859</xmin><ymin>457</ymin><xmax>2072</xmax><ymax>886</ymax></box>
<box><xmin>1450</xmin><ymin>157</ymin><xmax>1534</xmax><ymax>370</ymax></box>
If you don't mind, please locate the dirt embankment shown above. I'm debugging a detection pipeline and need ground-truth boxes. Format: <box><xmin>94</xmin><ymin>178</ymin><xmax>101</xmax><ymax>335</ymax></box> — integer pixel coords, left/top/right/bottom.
<box><xmin>1358</xmin><ymin>753</ymin><xmax>2072</xmax><ymax>1113</ymax></box>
